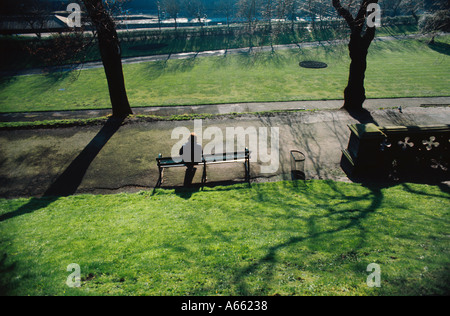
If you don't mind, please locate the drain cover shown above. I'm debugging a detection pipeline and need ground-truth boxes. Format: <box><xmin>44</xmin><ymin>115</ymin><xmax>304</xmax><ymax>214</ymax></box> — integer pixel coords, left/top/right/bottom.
<box><xmin>299</xmin><ymin>61</ymin><xmax>328</xmax><ymax>69</ymax></box>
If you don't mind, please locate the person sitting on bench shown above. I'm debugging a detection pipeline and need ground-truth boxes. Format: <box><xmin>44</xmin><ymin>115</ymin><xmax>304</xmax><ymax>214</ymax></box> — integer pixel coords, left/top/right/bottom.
<box><xmin>179</xmin><ymin>133</ymin><xmax>203</xmax><ymax>186</ymax></box>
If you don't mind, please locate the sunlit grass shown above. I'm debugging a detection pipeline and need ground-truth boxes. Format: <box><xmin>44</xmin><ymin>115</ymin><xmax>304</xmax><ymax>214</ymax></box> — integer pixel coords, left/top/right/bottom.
<box><xmin>0</xmin><ymin>180</ymin><xmax>449</xmax><ymax>296</ymax></box>
<box><xmin>0</xmin><ymin>36</ymin><xmax>449</xmax><ymax>113</ymax></box>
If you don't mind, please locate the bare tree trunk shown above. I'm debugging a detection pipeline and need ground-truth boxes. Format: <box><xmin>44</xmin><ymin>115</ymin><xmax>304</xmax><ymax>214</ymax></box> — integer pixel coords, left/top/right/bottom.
<box><xmin>333</xmin><ymin>0</ymin><xmax>378</xmax><ymax>111</ymax></box>
<box><xmin>344</xmin><ymin>27</ymin><xmax>375</xmax><ymax>109</ymax></box>
<box><xmin>83</xmin><ymin>0</ymin><xmax>132</xmax><ymax>118</ymax></box>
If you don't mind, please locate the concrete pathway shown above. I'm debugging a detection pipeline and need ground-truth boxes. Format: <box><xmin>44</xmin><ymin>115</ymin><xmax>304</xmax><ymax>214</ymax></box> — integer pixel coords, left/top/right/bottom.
<box><xmin>1</xmin><ymin>104</ymin><xmax>449</xmax><ymax>198</ymax></box>
<box><xmin>1</xmin><ymin>96</ymin><xmax>449</xmax><ymax>122</ymax></box>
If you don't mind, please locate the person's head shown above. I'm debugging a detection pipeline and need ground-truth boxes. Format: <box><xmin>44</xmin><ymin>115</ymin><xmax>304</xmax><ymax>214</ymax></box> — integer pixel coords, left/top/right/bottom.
<box><xmin>189</xmin><ymin>132</ymin><xmax>197</xmax><ymax>143</ymax></box>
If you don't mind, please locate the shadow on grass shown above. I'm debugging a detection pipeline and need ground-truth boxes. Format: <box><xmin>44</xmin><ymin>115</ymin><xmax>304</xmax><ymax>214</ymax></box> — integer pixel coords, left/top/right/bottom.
<box><xmin>233</xmin><ymin>173</ymin><xmax>449</xmax><ymax>295</ymax></box>
<box><xmin>143</xmin><ymin>53</ymin><xmax>199</xmax><ymax>80</ymax></box>
<box><xmin>0</xmin><ymin>253</ymin><xmax>17</xmax><ymax>296</ymax></box>
<box><xmin>0</xmin><ymin>75</ymin><xmax>18</xmax><ymax>92</ymax></box>
<box><xmin>233</xmin><ymin>180</ymin><xmax>384</xmax><ymax>295</ymax></box>
<box><xmin>0</xmin><ymin>196</ymin><xmax>59</xmax><ymax>223</ymax></box>
<box><xmin>428</xmin><ymin>41</ymin><xmax>450</xmax><ymax>56</ymax></box>
<box><xmin>155</xmin><ymin>179</ymin><xmax>252</xmax><ymax>200</ymax></box>
<box><xmin>401</xmin><ymin>181</ymin><xmax>450</xmax><ymax>199</ymax></box>
<box><xmin>232</xmin><ymin>113</ymin><xmax>448</xmax><ymax>295</ymax></box>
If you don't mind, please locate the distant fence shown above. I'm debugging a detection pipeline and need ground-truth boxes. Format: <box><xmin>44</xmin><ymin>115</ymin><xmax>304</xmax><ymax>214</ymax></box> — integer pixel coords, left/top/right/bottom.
<box><xmin>0</xmin><ymin>14</ymin><xmax>419</xmax><ymax>36</ymax></box>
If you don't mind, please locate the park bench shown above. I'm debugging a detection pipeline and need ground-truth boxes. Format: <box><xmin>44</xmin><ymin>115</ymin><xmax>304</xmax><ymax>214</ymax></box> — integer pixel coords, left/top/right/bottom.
<box><xmin>156</xmin><ymin>148</ymin><xmax>251</xmax><ymax>187</ymax></box>
<box><xmin>341</xmin><ymin>123</ymin><xmax>450</xmax><ymax>181</ymax></box>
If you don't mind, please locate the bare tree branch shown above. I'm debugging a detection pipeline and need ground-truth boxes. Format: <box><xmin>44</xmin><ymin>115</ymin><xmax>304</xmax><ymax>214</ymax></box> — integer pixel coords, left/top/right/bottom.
<box><xmin>332</xmin><ymin>0</ymin><xmax>355</xmax><ymax>29</ymax></box>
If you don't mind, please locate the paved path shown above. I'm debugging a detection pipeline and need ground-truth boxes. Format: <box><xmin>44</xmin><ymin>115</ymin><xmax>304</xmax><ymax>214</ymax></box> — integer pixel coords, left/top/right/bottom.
<box><xmin>1</xmin><ymin>96</ymin><xmax>449</xmax><ymax>122</ymax></box>
<box><xmin>1</xmin><ymin>104</ymin><xmax>449</xmax><ymax>198</ymax></box>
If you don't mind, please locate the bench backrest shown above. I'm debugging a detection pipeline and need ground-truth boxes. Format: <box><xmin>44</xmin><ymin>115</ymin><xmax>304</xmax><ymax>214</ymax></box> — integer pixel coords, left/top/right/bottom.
<box><xmin>157</xmin><ymin>149</ymin><xmax>250</xmax><ymax>167</ymax></box>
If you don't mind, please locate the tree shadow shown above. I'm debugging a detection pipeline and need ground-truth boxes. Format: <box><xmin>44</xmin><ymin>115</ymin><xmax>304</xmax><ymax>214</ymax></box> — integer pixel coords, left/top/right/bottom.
<box><xmin>229</xmin><ymin>108</ymin><xmax>448</xmax><ymax>294</ymax></box>
<box><xmin>438</xmin><ymin>182</ymin><xmax>450</xmax><ymax>195</ymax></box>
<box><xmin>144</xmin><ymin>58</ymin><xmax>169</xmax><ymax>80</ymax></box>
<box><xmin>1</xmin><ymin>117</ymin><xmax>123</xmax><ymax>221</ymax></box>
<box><xmin>0</xmin><ymin>75</ymin><xmax>18</xmax><ymax>92</ymax></box>
<box><xmin>39</xmin><ymin>68</ymin><xmax>82</xmax><ymax>88</ymax></box>
<box><xmin>153</xmin><ymin>178</ymin><xmax>252</xmax><ymax>200</ymax></box>
<box><xmin>143</xmin><ymin>53</ymin><xmax>199</xmax><ymax>80</ymax></box>
<box><xmin>44</xmin><ymin>116</ymin><xmax>124</xmax><ymax>197</ymax></box>
<box><xmin>346</xmin><ymin>107</ymin><xmax>379</xmax><ymax>125</ymax></box>
<box><xmin>279</xmin><ymin>113</ymin><xmax>332</xmax><ymax>180</ymax></box>
<box><xmin>428</xmin><ymin>41</ymin><xmax>450</xmax><ymax>56</ymax></box>
<box><xmin>233</xmin><ymin>180</ymin><xmax>385</xmax><ymax>295</ymax></box>
<box><xmin>174</xmin><ymin>186</ymin><xmax>200</xmax><ymax>200</ymax></box>
<box><xmin>225</xmin><ymin>110</ymin><xmax>390</xmax><ymax>294</ymax></box>
<box><xmin>400</xmin><ymin>182</ymin><xmax>450</xmax><ymax>200</ymax></box>
<box><xmin>0</xmin><ymin>253</ymin><xmax>17</xmax><ymax>295</ymax></box>
<box><xmin>0</xmin><ymin>196</ymin><xmax>59</xmax><ymax>223</ymax></box>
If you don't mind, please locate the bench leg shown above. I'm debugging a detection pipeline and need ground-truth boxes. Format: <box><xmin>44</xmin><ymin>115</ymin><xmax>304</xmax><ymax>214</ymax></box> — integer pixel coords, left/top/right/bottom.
<box><xmin>202</xmin><ymin>162</ymin><xmax>207</xmax><ymax>184</ymax></box>
<box><xmin>244</xmin><ymin>159</ymin><xmax>250</xmax><ymax>182</ymax></box>
<box><xmin>156</xmin><ymin>167</ymin><xmax>164</xmax><ymax>187</ymax></box>
<box><xmin>244</xmin><ymin>161</ymin><xmax>250</xmax><ymax>182</ymax></box>
<box><xmin>246</xmin><ymin>158</ymin><xmax>251</xmax><ymax>182</ymax></box>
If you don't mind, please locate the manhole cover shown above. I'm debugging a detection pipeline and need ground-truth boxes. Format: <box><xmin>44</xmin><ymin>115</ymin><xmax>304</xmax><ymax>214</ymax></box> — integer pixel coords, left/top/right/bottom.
<box><xmin>299</xmin><ymin>61</ymin><xmax>328</xmax><ymax>69</ymax></box>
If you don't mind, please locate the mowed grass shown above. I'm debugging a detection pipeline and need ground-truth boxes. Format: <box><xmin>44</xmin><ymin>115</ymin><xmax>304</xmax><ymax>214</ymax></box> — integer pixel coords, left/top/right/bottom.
<box><xmin>0</xmin><ymin>180</ymin><xmax>449</xmax><ymax>296</ymax></box>
<box><xmin>0</xmin><ymin>36</ymin><xmax>449</xmax><ymax>113</ymax></box>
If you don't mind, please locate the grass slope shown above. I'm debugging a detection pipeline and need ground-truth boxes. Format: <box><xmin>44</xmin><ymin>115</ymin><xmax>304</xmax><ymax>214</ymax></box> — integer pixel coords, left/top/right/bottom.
<box><xmin>0</xmin><ymin>36</ymin><xmax>449</xmax><ymax>113</ymax></box>
<box><xmin>1</xmin><ymin>180</ymin><xmax>449</xmax><ymax>296</ymax></box>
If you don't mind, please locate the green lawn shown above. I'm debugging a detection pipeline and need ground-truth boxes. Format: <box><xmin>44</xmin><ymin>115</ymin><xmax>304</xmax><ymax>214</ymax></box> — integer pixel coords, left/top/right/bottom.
<box><xmin>0</xmin><ymin>36</ymin><xmax>449</xmax><ymax>113</ymax></box>
<box><xmin>1</xmin><ymin>180</ymin><xmax>449</xmax><ymax>296</ymax></box>
<box><xmin>0</xmin><ymin>22</ymin><xmax>418</xmax><ymax>71</ymax></box>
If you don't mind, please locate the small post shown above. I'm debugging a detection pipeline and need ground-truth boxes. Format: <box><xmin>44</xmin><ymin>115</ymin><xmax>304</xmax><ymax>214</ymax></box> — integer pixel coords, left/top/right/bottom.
<box><xmin>245</xmin><ymin>147</ymin><xmax>250</xmax><ymax>182</ymax></box>
<box><xmin>156</xmin><ymin>153</ymin><xmax>163</xmax><ymax>187</ymax></box>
